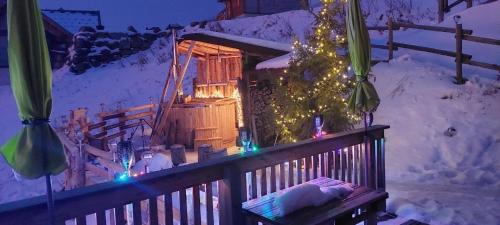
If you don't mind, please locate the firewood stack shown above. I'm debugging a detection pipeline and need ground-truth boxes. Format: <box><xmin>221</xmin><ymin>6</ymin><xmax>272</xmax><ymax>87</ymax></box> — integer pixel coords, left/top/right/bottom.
<box><xmin>250</xmin><ymin>83</ymin><xmax>277</xmax><ymax>145</ymax></box>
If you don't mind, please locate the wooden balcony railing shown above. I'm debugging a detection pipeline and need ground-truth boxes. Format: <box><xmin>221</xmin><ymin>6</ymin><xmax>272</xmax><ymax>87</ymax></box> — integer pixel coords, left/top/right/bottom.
<box><xmin>0</xmin><ymin>125</ymin><xmax>389</xmax><ymax>225</ymax></box>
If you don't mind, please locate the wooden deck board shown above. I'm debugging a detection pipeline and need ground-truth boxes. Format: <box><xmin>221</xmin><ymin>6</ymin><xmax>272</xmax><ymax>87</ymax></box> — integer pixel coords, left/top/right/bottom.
<box><xmin>242</xmin><ymin>177</ymin><xmax>388</xmax><ymax>225</ymax></box>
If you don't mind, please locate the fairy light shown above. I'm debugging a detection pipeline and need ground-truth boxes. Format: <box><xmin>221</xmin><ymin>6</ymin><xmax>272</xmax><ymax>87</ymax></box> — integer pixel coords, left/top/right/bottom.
<box><xmin>272</xmin><ymin>0</ymin><xmax>360</xmax><ymax>143</ymax></box>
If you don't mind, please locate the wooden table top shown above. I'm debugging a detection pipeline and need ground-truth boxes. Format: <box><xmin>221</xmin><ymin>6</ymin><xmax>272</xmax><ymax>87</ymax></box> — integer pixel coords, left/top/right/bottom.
<box><xmin>242</xmin><ymin>177</ymin><xmax>388</xmax><ymax>225</ymax></box>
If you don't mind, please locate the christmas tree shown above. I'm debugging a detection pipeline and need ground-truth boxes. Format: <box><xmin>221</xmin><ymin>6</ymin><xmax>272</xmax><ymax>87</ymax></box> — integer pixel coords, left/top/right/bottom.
<box><xmin>272</xmin><ymin>0</ymin><xmax>359</xmax><ymax>143</ymax></box>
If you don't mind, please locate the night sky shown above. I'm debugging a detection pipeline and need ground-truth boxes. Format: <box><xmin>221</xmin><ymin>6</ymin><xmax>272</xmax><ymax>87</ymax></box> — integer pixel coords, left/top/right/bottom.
<box><xmin>38</xmin><ymin>0</ymin><xmax>225</xmax><ymax>31</ymax></box>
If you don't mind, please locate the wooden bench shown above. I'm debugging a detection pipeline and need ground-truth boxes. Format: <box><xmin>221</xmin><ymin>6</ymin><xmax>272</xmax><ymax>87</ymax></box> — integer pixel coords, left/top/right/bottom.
<box><xmin>242</xmin><ymin>177</ymin><xmax>388</xmax><ymax>225</ymax></box>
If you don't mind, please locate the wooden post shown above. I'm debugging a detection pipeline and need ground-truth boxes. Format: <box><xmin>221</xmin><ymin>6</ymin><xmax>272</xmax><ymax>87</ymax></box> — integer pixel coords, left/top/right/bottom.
<box><xmin>455</xmin><ymin>23</ymin><xmax>464</xmax><ymax>84</ymax></box>
<box><xmin>466</xmin><ymin>0</ymin><xmax>472</xmax><ymax>8</ymax></box>
<box><xmin>170</xmin><ymin>144</ymin><xmax>186</xmax><ymax>166</ymax></box>
<box><xmin>118</xmin><ymin>112</ymin><xmax>126</xmax><ymax>141</ymax></box>
<box><xmin>198</xmin><ymin>144</ymin><xmax>212</xmax><ymax>162</ymax></box>
<box><xmin>218</xmin><ymin>164</ymin><xmax>244</xmax><ymax>225</ymax></box>
<box><xmin>59</xmin><ymin>132</ymin><xmax>85</xmax><ymax>190</ymax></box>
<box><xmin>387</xmin><ymin>18</ymin><xmax>394</xmax><ymax>60</ymax></box>
<box><xmin>438</xmin><ymin>0</ymin><xmax>444</xmax><ymax>22</ymax></box>
<box><xmin>377</xmin><ymin>138</ymin><xmax>386</xmax><ymax>191</ymax></box>
<box><xmin>365</xmin><ymin>137</ymin><xmax>377</xmax><ymax>189</ymax></box>
<box><xmin>237</xmin><ymin>75</ymin><xmax>251</xmax><ymax>133</ymax></box>
<box><xmin>151</xmin><ymin>42</ymin><xmax>195</xmax><ymax>145</ymax></box>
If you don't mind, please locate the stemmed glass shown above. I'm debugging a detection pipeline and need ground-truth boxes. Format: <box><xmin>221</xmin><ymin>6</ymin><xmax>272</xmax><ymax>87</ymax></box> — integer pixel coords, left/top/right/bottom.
<box><xmin>117</xmin><ymin>141</ymin><xmax>134</xmax><ymax>176</ymax></box>
<box><xmin>141</xmin><ymin>151</ymin><xmax>154</xmax><ymax>173</ymax></box>
<box><xmin>240</xmin><ymin>130</ymin><xmax>252</xmax><ymax>152</ymax></box>
<box><xmin>108</xmin><ymin>140</ymin><xmax>118</xmax><ymax>163</ymax></box>
<box><xmin>75</xmin><ymin>129</ymin><xmax>84</xmax><ymax>157</ymax></box>
<box><xmin>314</xmin><ymin>115</ymin><xmax>324</xmax><ymax>138</ymax></box>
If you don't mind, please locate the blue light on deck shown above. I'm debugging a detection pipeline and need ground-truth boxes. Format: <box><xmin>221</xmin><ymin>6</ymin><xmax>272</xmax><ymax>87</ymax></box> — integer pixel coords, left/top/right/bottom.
<box><xmin>116</xmin><ymin>173</ymin><xmax>129</xmax><ymax>182</ymax></box>
<box><xmin>252</xmin><ymin>145</ymin><xmax>259</xmax><ymax>151</ymax></box>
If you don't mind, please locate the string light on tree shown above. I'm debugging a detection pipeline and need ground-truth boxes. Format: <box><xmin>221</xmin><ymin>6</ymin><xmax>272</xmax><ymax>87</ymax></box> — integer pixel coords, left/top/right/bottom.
<box><xmin>271</xmin><ymin>0</ymin><xmax>359</xmax><ymax>143</ymax></box>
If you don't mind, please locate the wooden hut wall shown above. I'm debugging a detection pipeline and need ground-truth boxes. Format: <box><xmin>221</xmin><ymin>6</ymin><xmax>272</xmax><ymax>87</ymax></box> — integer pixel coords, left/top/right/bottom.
<box><xmin>195</xmin><ymin>56</ymin><xmax>242</xmax><ymax>98</ymax></box>
<box><xmin>166</xmin><ymin>99</ymin><xmax>237</xmax><ymax>148</ymax></box>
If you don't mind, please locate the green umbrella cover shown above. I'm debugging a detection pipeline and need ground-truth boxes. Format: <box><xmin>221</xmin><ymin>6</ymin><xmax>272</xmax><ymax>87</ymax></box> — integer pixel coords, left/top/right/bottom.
<box><xmin>346</xmin><ymin>0</ymin><xmax>380</xmax><ymax>114</ymax></box>
<box><xmin>1</xmin><ymin>0</ymin><xmax>67</xmax><ymax>179</ymax></box>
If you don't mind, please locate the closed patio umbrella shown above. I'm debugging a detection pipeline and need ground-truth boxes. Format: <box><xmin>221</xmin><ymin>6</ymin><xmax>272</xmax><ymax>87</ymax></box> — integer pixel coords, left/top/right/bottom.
<box><xmin>346</xmin><ymin>0</ymin><xmax>380</xmax><ymax>126</ymax></box>
<box><xmin>1</xmin><ymin>0</ymin><xmax>68</xmax><ymax>224</ymax></box>
<box><xmin>346</xmin><ymin>0</ymin><xmax>382</xmax><ymax>193</ymax></box>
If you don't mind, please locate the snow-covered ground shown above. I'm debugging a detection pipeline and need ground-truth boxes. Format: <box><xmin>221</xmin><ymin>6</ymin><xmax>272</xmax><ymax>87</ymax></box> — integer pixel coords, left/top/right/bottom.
<box><xmin>373</xmin><ymin>54</ymin><xmax>500</xmax><ymax>225</ymax></box>
<box><xmin>1</xmin><ymin>1</ymin><xmax>499</xmax><ymax>225</ymax></box>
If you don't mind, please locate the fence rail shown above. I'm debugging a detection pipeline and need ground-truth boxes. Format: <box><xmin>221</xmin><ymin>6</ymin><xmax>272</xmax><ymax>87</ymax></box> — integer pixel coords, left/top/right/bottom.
<box><xmin>371</xmin><ymin>18</ymin><xmax>500</xmax><ymax>84</ymax></box>
<box><xmin>438</xmin><ymin>0</ymin><xmax>473</xmax><ymax>22</ymax></box>
<box><xmin>85</xmin><ymin>102</ymin><xmax>157</xmax><ymax>150</ymax></box>
<box><xmin>0</xmin><ymin>125</ymin><xmax>389</xmax><ymax>225</ymax></box>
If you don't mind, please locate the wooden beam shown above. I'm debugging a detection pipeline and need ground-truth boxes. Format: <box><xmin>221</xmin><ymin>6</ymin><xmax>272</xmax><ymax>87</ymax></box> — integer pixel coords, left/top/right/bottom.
<box><xmin>394</xmin><ymin>22</ymin><xmax>473</xmax><ymax>35</ymax></box>
<box><xmin>152</xmin><ymin>41</ymin><xmax>196</xmax><ymax>144</ymax></box>
<box><xmin>445</xmin><ymin>0</ymin><xmax>466</xmax><ymax>12</ymax></box>
<box><xmin>88</xmin><ymin>121</ymin><xmax>107</xmax><ymax>131</ymax></box>
<box><xmin>393</xmin><ymin>42</ymin><xmax>472</xmax><ymax>60</ymax></box>
<box><xmin>102</xmin><ymin>130</ymin><xmax>127</xmax><ymax>142</ymax></box>
<box><xmin>86</xmin><ymin>162</ymin><xmax>110</xmax><ymax>178</ymax></box>
<box><xmin>464</xmin><ymin>60</ymin><xmax>500</xmax><ymax>71</ymax></box>
<box><xmin>179</xmin><ymin>40</ymin><xmax>241</xmax><ymax>55</ymax></box>
<box><xmin>84</xmin><ymin>144</ymin><xmax>113</xmax><ymax>161</ymax></box>
<box><xmin>180</xmin><ymin>33</ymin><xmax>289</xmax><ymax>57</ymax></box>
<box><xmin>98</xmin><ymin>104</ymin><xmax>157</xmax><ymax>118</ymax></box>
<box><xmin>96</xmin><ymin>157</ymin><xmax>124</xmax><ymax>174</ymax></box>
<box><xmin>463</xmin><ymin>35</ymin><xmax>500</xmax><ymax>46</ymax></box>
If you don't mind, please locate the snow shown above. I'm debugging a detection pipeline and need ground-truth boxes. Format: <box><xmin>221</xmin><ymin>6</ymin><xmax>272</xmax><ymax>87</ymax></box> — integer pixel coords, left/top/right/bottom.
<box><xmin>184</xmin><ymin>9</ymin><xmax>316</xmax><ymax>44</ymax></box>
<box><xmin>42</xmin><ymin>9</ymin><xmax>100</xmax><ymax>34</ymax></box>
<box><xmin>372</xmin><ymin>54</ymin><xmax>500</xmax><ymax>224</ymax></box>
<box><xmin>370</xmin><ymin>1</ymin><xmax>500</xmax><ymax>80</ymax></box>
<box><xmin>255</xmin><ymin>53</ymin><xmax>291</xmax><ymax>70</ymax></box>
<box><xmin>183</xmin><ymin>30</ymin><xmax>293</xmax><ymax>52</ymax></box>
<box><xmin>0</xmin><ymin>2</ymin><xmax>499</xmax><ymax>225</ymax></box>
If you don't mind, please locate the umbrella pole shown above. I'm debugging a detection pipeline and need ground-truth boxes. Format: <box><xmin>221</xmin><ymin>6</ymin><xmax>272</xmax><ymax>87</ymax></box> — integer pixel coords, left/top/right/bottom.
<box><xmin>363</xmin><ymin>112</ymin><xmax>369</xmax><ymax>185</ymax></box>
<box><xmin>45</xmin><ymin>174</ymin><xmax>55</xmax><ymax>225</ymax></box>
<box><xmin>363</xmin><ymin>112</ymin><xmax>368</xmax><ymax>135</ymax></box>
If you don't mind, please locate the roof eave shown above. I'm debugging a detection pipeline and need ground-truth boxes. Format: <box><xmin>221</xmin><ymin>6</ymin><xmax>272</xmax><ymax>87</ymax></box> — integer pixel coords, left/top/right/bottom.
<box><xmin>180</xmin><ymin>32</ymin><xmax>289</xmax><ymax>58</ymax></box>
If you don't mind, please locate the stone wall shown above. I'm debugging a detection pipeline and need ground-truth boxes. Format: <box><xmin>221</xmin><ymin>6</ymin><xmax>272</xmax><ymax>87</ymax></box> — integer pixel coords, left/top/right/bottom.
<box><xmin>68</xmin><ymin>26</ymin><xmax>169</xmax><ymax>74</ymax></box>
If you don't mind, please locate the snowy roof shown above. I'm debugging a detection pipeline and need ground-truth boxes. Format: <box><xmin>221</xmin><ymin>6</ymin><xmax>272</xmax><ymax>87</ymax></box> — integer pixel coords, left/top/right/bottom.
<box><xmin>181</xmin><ymin>30</ymin><xmax>291</xmax><ymax>57</ymax></box>
<box><xmin>42</xmin><ymin>8</ymin><xmax>101</xmax><ymax>34</ymax></box>
<box><xmin>255</xmin><ymin>53</ymin><xmax>291</xmax><ymax>70</ymax></box>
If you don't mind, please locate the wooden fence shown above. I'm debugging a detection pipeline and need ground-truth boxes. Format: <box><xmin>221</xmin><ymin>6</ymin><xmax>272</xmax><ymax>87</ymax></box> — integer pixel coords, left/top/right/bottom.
<box><xmin>438</xmin><ymin>0</ymin><xmax>473</xmax><ymax>22</ymax></box>
<box><xmin>85</xmin><ymin>102</ymin><xmax>157</xmax><ymax>151</ymax></box>
<box><xmin>368</xmin><ymin>19</ymin><xmax>500</xmax><ymax>84</ymax></box>
<box><xmin>0</xmin><ymin>125</ymin><xmax>389</xmax><ymax>225</ymax></box>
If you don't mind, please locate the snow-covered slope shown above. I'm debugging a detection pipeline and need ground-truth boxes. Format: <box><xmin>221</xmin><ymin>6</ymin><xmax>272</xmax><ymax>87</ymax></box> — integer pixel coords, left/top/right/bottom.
<box><xmin>373</xmin><ymin>55</ymin><xmax>499</xmax><ymax>224</ymax></box>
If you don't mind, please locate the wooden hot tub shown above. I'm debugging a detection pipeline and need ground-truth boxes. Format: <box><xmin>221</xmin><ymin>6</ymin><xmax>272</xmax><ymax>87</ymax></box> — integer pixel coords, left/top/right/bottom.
<box><xmin>167</xmin><ymin>98</ymin><xmax>238</xmax><ymax>150</ymax></box>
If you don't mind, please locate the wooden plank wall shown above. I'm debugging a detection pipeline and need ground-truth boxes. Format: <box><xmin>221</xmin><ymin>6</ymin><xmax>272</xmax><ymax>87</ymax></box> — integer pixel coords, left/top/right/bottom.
<box><xmin>167</xmin><ymin>99</ymin><xmax>237</xmax><ymax>148</ymax></box>
<box><xmin>195</xmin><ymin>56</ymin><xmax>242</xmax><ymax>98</ymax></box>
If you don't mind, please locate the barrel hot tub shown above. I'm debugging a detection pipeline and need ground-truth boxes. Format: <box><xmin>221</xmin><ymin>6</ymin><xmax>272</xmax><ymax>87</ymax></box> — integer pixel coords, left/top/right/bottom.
<box><xmin>167</xmin><ymin>98</ymin><xmax>238</xmax><ymax>150</ymax></box>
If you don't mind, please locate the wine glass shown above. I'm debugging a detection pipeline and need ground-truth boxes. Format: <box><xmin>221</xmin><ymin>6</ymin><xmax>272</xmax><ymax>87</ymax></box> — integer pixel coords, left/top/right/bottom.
<box><xmin>240</xmin><ymin>130</ymin><xmax>252</xmax><ymax>152</ymax></box>
<box><xmin>75</xmin><ymin>129</ymin><xmax>84</xmax><ymax>157</ymax></box>
<box><xmin>117</xmin><ymin>141</ymin><xmax>135</xmax><ymax>176</ymax></box>
<box><xmin>108</xmin><ymin>140</ymin><xmax>118</xmax><ymax>163</ymax></box>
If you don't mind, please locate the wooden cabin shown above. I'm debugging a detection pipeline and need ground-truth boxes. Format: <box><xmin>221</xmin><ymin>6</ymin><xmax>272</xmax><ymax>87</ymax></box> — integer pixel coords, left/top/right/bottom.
<box><xmin>152</xmin><ymin>31</ymin><xmax>291</xmax><ymax>150</ymax></box>
<box><xmin>217</xmin><ymin>0</ymin><xmax>309</xmax><ymax>20</ymax></box>
<box><xmin>0</xmin><ymin>3</ymin><xmax>103</xmax><ymax>69</ymax></box>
